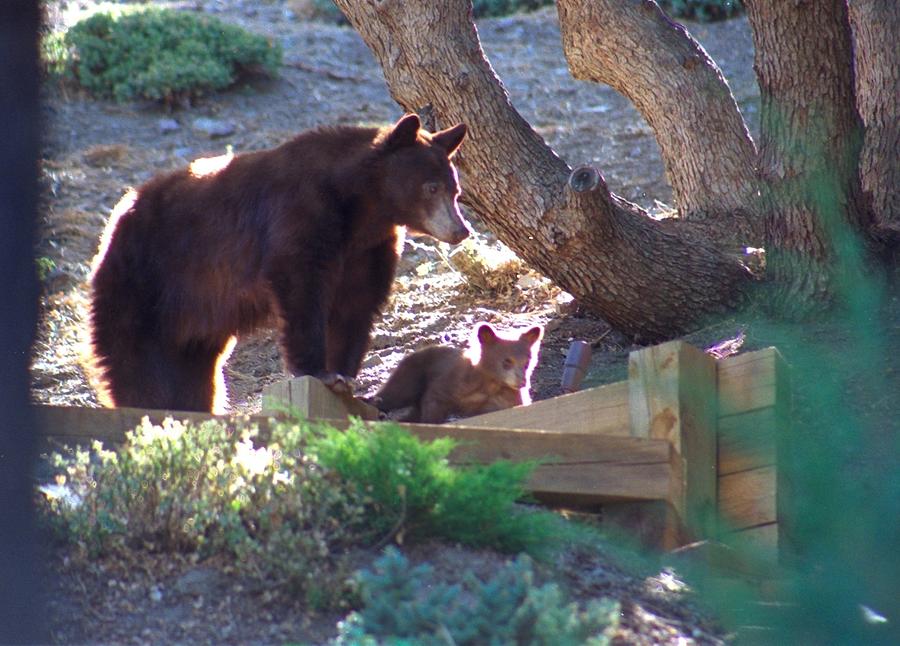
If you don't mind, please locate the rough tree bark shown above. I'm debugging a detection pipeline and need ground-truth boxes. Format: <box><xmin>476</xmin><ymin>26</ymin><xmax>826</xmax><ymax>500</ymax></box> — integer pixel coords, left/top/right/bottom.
<box><xmin>744</xmin><ymin>0</ymin><xmax>870</xmax><ymax>315</ymax></box>
<box><xmin>332</xmin><ymin>0</ymin><xmax>896</xmax><ymax>339</ymax></box>
<box><xmin>557</xmin><ymin>0</ymin><xmax>758</xmax><ymax>237</ymax></box>
<box><xmin>333</xmin><ymin>0</ymin><xmax>750</xmax><ymax>341</ymax></box>
<box><xmin>849</xmin><ymin>0</ymin><xmax>900</xmax><ymax>244</ymax></box>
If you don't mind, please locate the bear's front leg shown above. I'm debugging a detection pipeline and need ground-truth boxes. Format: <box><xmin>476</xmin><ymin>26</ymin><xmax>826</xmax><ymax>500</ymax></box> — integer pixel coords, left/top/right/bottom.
<box><xmin>326</xmin><ymin>239</ymin><xmax>399</xmax><ymax>377</ymax></box>
<box><xmin>269</xmin><ymin>261</ymin><xmax>334</xmax><ymax>380</ymax></box>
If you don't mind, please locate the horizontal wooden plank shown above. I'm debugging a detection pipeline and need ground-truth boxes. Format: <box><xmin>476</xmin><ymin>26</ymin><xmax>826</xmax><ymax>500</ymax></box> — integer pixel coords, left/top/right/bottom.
<box><xmin>727</xmin><ymin>522</ymin><xmax>778</xmax><ymax>560</ymax></box>
<box><xmin>718</xmin><ymin>408</ymin><xmax>777</xmax><ymax>475</ymax></box>
<box><xmin>458</xmin><ymin>381</ymin><xmax>630</xmax><ymax>435</ymax></box>
<box><xmin>33</xmin><ymin>405</ymin><xmax>672</xmax><ymax>504</ymax></box>
<box><xmin>718</xmin><ymin>466</ymin><xmax>776</xmax><ymax>530</ymax></box>
<box><xmin>33</xmin><ymin>404</ymin><xmax>265</xmax><ymax>445</ymax></box>
<box><xmin>309</xmin><ymin>420</ymin><xmax>670</xmax><ymax>502</ymax></box>
<box><xmin>717</xmin><ymin>347</ymin><xmax>786</xmax><ymax>416</ymax></box>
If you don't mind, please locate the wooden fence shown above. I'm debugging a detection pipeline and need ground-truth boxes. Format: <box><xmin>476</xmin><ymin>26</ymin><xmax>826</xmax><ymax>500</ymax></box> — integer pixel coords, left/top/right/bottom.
<box><xmin>33</xmin><ymin>340</ymin><xmax>789</xmax><ymax>560</ymax></box>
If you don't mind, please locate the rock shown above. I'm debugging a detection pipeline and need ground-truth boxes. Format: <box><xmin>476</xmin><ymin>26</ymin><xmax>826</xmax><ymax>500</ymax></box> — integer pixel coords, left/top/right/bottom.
<box><xmin>363</xmin><ymin>354</ymin><xmax>383</xmax><ymax>369</ymax></box>
<box><xmin>516</xmin><ymin>274</ymin><xmax>541</xmax><ymax>289</ymax></box>
<box><xmin>172</xmin><ymin>567</ymin><xmax>226</xmax><ymax>597</ymax></box>
<box><xmin>157</xmin><ymin>118</ymin><xmax>180</xmax><ymax>134</ymax></box>
<box><xmin>192</xmin><ymin>117</ymin><xmax>236</xmax><ymax>138</ymax></box>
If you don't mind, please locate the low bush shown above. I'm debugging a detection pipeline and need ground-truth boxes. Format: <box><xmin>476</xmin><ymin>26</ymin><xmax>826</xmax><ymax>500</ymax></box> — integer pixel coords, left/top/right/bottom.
<box><xmin>314</xmin><ymin>419</ymin><xmax>562</xmax><ymax>555</ymax></box>
<box><xmin>336</xmin><ymin>547</ymin><xmax>620</xmax><ymax>645</ymax></box>
<box><xmin>42</xmin><ymin>417</ymin><xmax>367</xmax><ymax>604</ymax></box>
<box><xmin>41</xmin><ymin>415</ymin><xmax>561</xmax><ymax>605</ymax></box>
<box><xmin>52</xmin><ymin>8</ymin><xmax>281</xmax><ymax>104</ymax></box>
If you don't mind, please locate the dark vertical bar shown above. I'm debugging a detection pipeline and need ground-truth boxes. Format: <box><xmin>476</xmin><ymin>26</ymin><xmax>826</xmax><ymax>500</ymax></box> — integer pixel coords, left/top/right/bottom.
<box><xmin>0</xmin><ymin>0</ymin><xmax>45</xmax><ymax>642</ymax></box>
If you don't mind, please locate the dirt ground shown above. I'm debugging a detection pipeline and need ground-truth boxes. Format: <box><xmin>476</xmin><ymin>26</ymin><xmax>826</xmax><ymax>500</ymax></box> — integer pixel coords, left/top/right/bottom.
<box><xmin>33</xmin><ymin>2</ymin><xmax>763</xmax><ymax>643</ymax></box>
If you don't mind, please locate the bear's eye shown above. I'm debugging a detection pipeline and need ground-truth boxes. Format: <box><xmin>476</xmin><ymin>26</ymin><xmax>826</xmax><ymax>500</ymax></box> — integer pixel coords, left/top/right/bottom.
<box><xmin>424</xmin><ymin>182</ymin><xmax>440</xmax><ymax>195</ymax></box>
<box><xmin>502</xmin><ymin>358</ymin><xmax>515</xmax><ymax>370</ymax></box>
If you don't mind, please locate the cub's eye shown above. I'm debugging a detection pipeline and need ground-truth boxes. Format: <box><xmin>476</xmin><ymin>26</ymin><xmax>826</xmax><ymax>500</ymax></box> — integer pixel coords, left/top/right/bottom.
<box><xmin>424</xmin><ymin>182</ymin><xmax>440</xmax><ymax>195</ymax></box>
<box><xmin>502</xmin><ymin>358</ymin><xmax>515</xmax><ymax>370</ymax></box>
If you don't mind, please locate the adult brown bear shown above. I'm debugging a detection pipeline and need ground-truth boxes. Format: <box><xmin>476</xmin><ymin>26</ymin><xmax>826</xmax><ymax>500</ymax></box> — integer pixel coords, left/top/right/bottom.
<box><xmin>88</xmin><ymin>114</ymin><xmax>469</xmax><ymax>412</ymax></box>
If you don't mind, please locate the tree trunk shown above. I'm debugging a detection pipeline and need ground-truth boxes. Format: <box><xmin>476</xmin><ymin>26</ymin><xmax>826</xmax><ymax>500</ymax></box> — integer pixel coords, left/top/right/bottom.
<box><xmin>744</xmin><ymin>0</ymin><xmax>870</xmax><ymax>314</ymax></box>
<box><xmin>332</xmin><ymin>0</ymin><xmax>751</xmax><ymax>341</ymax></box>
<box><xmin>557</xmin><ymin>0</ymin><xmax>758</xmax><ymax>239</ymax></box>
<box><xmin>849</xmin><ymin>0</ymin><xmax>900</xmax><ymax>244</ymax></box>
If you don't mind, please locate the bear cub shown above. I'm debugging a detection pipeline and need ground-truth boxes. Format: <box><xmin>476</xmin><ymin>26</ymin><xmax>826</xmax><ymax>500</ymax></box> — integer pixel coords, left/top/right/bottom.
<box><xmin>88</xmin><ymin>114</ymin><xmax>469</xmax><ymax>412</ymax></box>
<box><xmin>374</xmin><ymin>323</ymin><xmax>543</xmax><ymax>424</ymax></box>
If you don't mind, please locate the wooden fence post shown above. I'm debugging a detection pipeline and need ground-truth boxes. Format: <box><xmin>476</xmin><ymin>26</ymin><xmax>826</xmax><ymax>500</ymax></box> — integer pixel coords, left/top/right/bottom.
<box><xmin>629</xmin><ymin>341</ymin><xmax>718</xmax><ymax>548</ymax></box>
<box><xmin>261</xmin><ymin>376</ymin><xmax>379</xmax><ymax>420</ymax></box>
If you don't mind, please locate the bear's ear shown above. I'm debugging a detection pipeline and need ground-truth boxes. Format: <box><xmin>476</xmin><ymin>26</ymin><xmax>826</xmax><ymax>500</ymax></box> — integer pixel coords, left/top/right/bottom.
<box><xmin>432</xmin><ymin>123</ymin><xmax>467</xmax><ymax>157</ymax></box>
<box><xmin>476</xmin><ymin>323</ymin><xmax>499</xmax><ymax>346</ymax></box>
<box><xmin>383</xmin><ymin>114</ymin><xmax>421</xmax><ymax>150</ymax></box>
<box><xmin>519</xmin><ymin>326</ymin><xmax>543</xmax><ymax>346</ymax></box>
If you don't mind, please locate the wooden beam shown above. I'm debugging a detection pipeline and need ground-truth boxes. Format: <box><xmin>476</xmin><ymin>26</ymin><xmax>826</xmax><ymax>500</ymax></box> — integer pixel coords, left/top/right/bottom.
<box><xmin>457</xmin><ymin>381</ymin><xmax>630</xmax><ymax>435</ymax></box>
<box><xmin>717</xmin><ymin>347</ymin><xmax>786</xmax><ymax>416</ymax></box>
<box><xmin>725</xmin><ymin>522</ymin><xmax>779</xmax><ymax>562</ymax></box>
<box><xmin>33</xmin><ymin>404</ymin><xmax>270</xmax><ymax>445</ymax></box>
<box><xmin>629</xmin><ymin>340</ymin><xmax>718</xmax><ymax>546</ymax></box>
<box><xmin>324</xmin><ymin>420</ymin><xmax>671</xmax><ymax>502</ymax></box>
<box><xmin>718</xmin><ymin>466</ymin><xmax>776</xmax><ymax>530</ymax></box>
<box><xmin>32</xmin><ymin>404</ymin><xmax>671</xmax><ymax>504</ymax></box>
<box><xmin>261</xmin><ymin>375</ymin><xmax>379</xmax><ymax>420</ymax></box>
<box><xmin>718</xmin><ymin>408</ymin><xmax>777</xmax><ymax>475</ymax></box>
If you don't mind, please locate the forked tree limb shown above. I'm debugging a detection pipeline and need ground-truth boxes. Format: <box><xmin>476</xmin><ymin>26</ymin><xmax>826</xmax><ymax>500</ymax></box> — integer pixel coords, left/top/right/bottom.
<box><xmin>332</xmin><ymin>0</ymin><xmax>751</xmax><ymax>340</ymax></box>
<box><xmin>557</xmin><ymin>0</ymin><xmax>759</xmax><ymax>233</ymax></box>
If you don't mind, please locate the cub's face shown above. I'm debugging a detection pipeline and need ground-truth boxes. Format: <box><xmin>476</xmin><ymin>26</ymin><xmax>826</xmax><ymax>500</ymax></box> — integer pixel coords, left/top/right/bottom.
<box><xmin>379</xmin><ymin>115</ymin><xmax>471</xmax><ymax>245</ymax></box>
<box><xmin>474</xmin><ymin>324</ymin><xmax>544</xmax><ymax>391</ymax></box>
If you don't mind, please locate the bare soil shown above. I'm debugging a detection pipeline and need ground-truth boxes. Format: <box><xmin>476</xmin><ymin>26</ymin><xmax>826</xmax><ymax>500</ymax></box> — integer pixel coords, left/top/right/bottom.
<box><xmin>34</xmin><ymin>2</ymin><xmax>762</xmax><ymax>643</ymax></box>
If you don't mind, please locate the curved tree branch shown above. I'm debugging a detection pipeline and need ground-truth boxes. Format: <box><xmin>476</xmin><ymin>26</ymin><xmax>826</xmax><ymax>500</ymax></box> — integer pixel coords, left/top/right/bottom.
<box><xmin>557</xmin><ymin>0</ymin><xmax>759</xmax><ymax>235</ymax></box>
<box><xmin>331</xmin><ymin>0</ymin><xmax>751</xmax><ymax>341</ymax></box>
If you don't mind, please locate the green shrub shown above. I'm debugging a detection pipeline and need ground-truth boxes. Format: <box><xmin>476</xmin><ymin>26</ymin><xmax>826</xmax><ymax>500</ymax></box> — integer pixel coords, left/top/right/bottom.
<box><xmin>40</xmin><ymin>30</ymin><xmax>69</xmax><ymax>77</ymax></box>
<box><xmin>336</xmin><ymin>547</ymin><xmax>619</xmax><ymax>645</ymax></box>
<box><xmin>657</xmin><ymin>0</ymin><xmax>744</xmax><ymax>22</ymax></box>
<box><xmin>313</xmin><ymin>420</ymin><xmax>561</xmax><ymax>555</ymax></box>
<box><xmin>59</xmin><ymin>8</ymin><xmax>281</xmax><ymax>104</ymax></box>
<box><xmin>42</xmin><ymin>417</ymin><xmax>367</xmax><ymax>604</ymax></box>
<box><xmin>41</xmin><ymin>415</ymin><xmax>563</xmax><ymax>605</ymax></box>
<box><xmin>35</xmin><ymin>256</ymin><xmax>56</xmax><ymax>281</ymax></box>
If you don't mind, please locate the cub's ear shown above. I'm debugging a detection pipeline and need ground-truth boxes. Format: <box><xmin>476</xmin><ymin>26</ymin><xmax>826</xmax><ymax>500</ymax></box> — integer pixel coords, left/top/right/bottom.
<box><xmin>476</xmin><ymin>323</ymin><xmax>499</xmax><ymax>345</ymax></box>
<box><xmin>520</xmin><ymin>326</ymin><xmax>543</xmax><ymax>346</ymax></box>
<box><xmin>432</xmin><ymin>123</ymin><xmax>467</xmax><ymax>157</ymax></box>
<box><xmin>383</xmin><ymin>114</ymin><xmax>421</xmax><ymax>150</ymax></box>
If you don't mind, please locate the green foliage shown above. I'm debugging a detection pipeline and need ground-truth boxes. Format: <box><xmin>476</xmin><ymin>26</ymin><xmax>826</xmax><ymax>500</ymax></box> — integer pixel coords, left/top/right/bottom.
<box><xmin>41</xmin><ymin>416</ymin><xmax>562</xmax><ymax>605</ymax></box>
<box><xmin>59</xmin><ymin>8</ymin><xmax>281</xmax><ymax>103</ymax></box>
<box><xmin>35</xmin><ymin>256</ymin><xmax>56</xmax><ymax>281</ymax></box>
<box><xmin>40</xmin><ymin>30</ymin><xmax>69</xmax><ymax>77</ymax></box>
<box><xmin>471</xmin><ymin>0</ymin><xmax>554</xmax><ymax>18</ymax></box>
<box><xmin>336</xmin><ymin>547</ymin><xmax>619</xmax><ymax>645</ymax></box>
<box><xmin>657</xmin><ymin>0</ymin><xmax>743</xmax><ymax>22</ymax></box>
<box><xmin>43</xmin><ymin>417</ymin><xmax>367</xmax><ymax>604</ymax></box>
<box><xmin>313</xmin><ymin>420</ymin><xmax>561</xmax><ymax>554</ymax></box>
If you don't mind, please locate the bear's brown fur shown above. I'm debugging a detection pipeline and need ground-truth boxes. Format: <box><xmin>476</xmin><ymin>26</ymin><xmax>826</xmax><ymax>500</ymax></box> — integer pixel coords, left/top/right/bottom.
<box><xmin>88</xmin><ymin>114</ymin><xmax>469</xmax><ymax>412</ymax></box>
